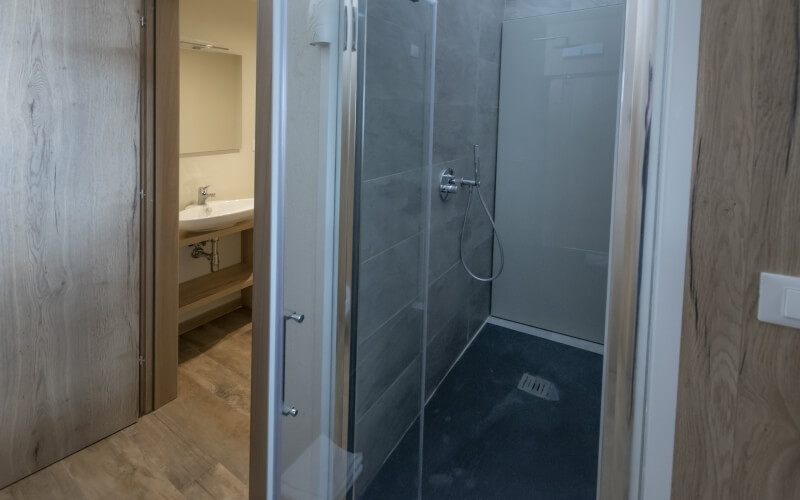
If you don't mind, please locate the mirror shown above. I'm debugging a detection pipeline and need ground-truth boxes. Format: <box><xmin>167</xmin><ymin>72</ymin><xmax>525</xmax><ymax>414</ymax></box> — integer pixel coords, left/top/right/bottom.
<box><xmin>180</xmin><ymin>49</ymin><xmax>242</xmax><ymax>154</ymax></box>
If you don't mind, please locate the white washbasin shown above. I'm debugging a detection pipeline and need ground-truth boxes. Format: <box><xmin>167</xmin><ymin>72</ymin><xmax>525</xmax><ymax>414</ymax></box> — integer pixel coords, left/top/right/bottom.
<box><xmin>179</xmin><ymin>198</ymin><xmax>254</xmax><ymax>232</ymax></box>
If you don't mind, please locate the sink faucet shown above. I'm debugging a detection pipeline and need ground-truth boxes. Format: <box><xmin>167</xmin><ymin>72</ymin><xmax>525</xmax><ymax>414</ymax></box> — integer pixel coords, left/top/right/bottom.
<box><xmin>198</xmin><ymin>185</ymin><xmax>216</xmax><ymax>205</ymax></box>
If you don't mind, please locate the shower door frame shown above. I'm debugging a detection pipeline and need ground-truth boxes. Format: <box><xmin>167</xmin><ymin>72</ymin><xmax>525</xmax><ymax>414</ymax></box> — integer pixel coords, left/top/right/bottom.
<box><xmin>258</xmin><ymin>0</ymin><xmax>703</xmax><ymax>498</ymax></box>
<box><xmin>598</xmin><ymin>0</ymin><xmax>701</xmax><ymax>498</ymax></box>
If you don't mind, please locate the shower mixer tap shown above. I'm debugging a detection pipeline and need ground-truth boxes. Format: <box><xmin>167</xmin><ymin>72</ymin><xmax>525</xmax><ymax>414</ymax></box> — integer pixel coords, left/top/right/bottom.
<box><xmin>439</xmin><ymin>144</ymin><xmax>505</xmax><ymax>282</ymax></box>
<box><xmin>439</xmin><ymin>169</ymin><xmax>479</xmax><ymax>200</ymax></box>
<box><xmin>440</xmin><ymin>145</ymin><xmax>483</xmax><ymax>201</ymax></box>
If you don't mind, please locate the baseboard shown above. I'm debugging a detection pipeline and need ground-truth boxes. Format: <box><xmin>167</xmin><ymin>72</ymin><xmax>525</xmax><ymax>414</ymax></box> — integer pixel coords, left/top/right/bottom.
<box><xmin>486</xmin><ymin>317</ymin><xmax>604</xmax><ymax>355</ymax></box>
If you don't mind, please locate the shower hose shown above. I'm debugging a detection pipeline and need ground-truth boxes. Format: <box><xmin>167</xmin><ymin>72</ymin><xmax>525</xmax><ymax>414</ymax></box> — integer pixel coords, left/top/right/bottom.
<box><xmin>460</xmin><ymin>146</ymin><xmax>505</xmax><ymax>282</ymax></box>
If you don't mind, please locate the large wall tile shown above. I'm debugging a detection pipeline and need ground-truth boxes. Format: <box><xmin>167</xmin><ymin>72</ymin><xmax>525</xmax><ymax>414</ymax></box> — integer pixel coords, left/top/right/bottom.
<box><xmin>355</xmin><ymin>357</ymin><xmax>422</xmax><ymax>491</ymax></box>
<box><xmin>359</xmin><ymin>169</ymin><xmax>423</xmax><ymax>261</ymax></box>
<box><xmin>363</xmin><ymin>97</ymin><xmax>426</xmax><ymax>181</ymax></box>
<box><xmin>464</xmin><ymin>236</ymin><xmax>494</xmax><ymax>284</ymax></box>
<box><xmin>436</xmin><ymin>0</ymin><xmax>480</xmax><ymax>51</ymax></box>
<box><xmin>435</xmin><ymin>38</ymin><xmax>478</xmax><ymax>106</ymax></box>
<box><xmin>356</xmin><ymin>304</ymin><xmax>423</xmax><ymax>419</ymax></box>
<box><xmin>433</xmin><ymin>103</ymin><xmax>477</xmax><ymax>164</ymax></box>
<box><xmin>365</xmin><ymin>17</ymin><xmax>427</xmax><ymax>103</ymax></box>
<box><xmin>425</xmin><ymin>311</ymin><xmax>468</xmax><ymax>396</ymax></box>
<box><xmin>468</xmin><ymin>281</ymin><xmax>491</xmax><ymax>339</ymax></box>
<box><xmin>427</xmin><ymin>262</ymin><xmax>472</xmax><ymax>336</ymax></box>
<box><xmin>357</xmin><ymin>234</ymin><xmax>421</xmax><ymax>338</ymax></box>
<box><xmin>368</xmin><ymin>0</ymin><xmax>431</xmax><ymax>35</ymax></box>
<box><xmin>428</xmin><ymin>157</ymin><xmax>470</xmax><ymax>282</ymax></box>
<box><xmin>478</xmin><ymin>0</ymin><xmax>505</xmax><ymax>63</ymax></box>
<box><xmin>478</xmin><ymin>60</ymin><xmax>501</xmax><ymax>108</ymax></box>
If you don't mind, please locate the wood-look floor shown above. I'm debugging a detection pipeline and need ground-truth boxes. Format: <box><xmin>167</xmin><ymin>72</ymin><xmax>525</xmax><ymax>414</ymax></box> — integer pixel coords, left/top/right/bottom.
<box><xmin>0</xmin><ymin>309</ymin><xmax>252</xmax><ymax>500</ymax></box>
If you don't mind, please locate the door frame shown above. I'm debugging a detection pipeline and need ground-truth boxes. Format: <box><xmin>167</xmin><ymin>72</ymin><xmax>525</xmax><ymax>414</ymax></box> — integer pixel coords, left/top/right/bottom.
<box><xmin>249</xmin><ymin>0</ymin><xmax>274</xmax><ymax>497</ymax></box>
<box><xmin>624</xmin><ymin>0</ymin><xmax>702</xmax><ymax>498</ymax></box>
<box><xmin>139</xmin><ymin>0</ymin><xmax>181</xmax><ymax>415</ymax></box>
<box><xmin>141</xmin><ymin>0</ymin><xmax>271</xmax><ymax>495</ymax></box>
<box><xmin>252</xmin><ymin>0</ymin><xmax>703</xmax><ymax>497</ymax></box>
<box><xmin>598</xmin><ymin>0</ymin><xmax>701</xmax><ymax>498</ymax></box>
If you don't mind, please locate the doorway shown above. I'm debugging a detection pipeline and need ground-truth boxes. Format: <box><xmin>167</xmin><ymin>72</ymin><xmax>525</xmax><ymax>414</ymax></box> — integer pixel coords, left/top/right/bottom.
<box><xmin>0</xmin><ymin>0</ymin><xmax>701</xmax><ymax>497</ymax></box>
<box><xmin>265</xmin><ymin>0</ymin><xmax>692</xmax><ymax>498</ymax></box>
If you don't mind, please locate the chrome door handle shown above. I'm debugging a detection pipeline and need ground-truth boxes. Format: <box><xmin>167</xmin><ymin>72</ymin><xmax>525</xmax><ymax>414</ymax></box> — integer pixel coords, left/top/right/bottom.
<box><xmin>283</xmin><ymin>311</ymin><xmax>305</xmax><ymax>323</ymax></box>
<box><xmin>281</xmin><ymin>310</ymin><xmax>304</xmax><ymax>418</ymax></box>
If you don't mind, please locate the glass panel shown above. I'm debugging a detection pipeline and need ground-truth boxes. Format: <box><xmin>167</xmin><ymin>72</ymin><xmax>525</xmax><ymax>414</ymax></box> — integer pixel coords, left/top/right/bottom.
<box><xmin>276</xmin><ymin>0</ymin><xmax>348</xmax><ymax>498</ymax></box>
<box><xmin>273</xmin><ymin>0</ymin><xmax>625</xmax><ymax>498</ymax></box>
<box><xmin>491</xmin><ymin>6</ymin><xmax>625</xmax><ymax>344</ymax></box>
<box><xmin>347</xmin><ymin>2</ymin><xmax>625</xmax><ymax>499</ymax></box>
<box><xmin>418</xmin><ymin>5</ymin><xmax>623</xmax><ymax>499</ymax></box>
<box><xmin>350</xmin><ymin>0</ymin><xmax>436</xmax><ymax>498</ymax></box>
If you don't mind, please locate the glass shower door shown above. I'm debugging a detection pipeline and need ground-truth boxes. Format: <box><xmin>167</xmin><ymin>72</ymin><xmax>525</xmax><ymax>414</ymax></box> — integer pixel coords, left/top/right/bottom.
<box><xmin>267</xmin><ymin>0</ymin><xmax>352</xmax><ymax>498</ymax></box>
<box><xmin>268</xmin><ymin>0</ymin><xmax>436</xmax><ymax>498</ymax></box>
<box><xmin>350</xmin><ymin>0</ymin><xmax>436</xmax><ymax>498</ymax></box>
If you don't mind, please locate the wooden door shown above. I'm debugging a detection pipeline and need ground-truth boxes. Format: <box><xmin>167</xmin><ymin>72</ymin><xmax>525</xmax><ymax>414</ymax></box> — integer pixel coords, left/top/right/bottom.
<box><xmin>0</xmin><ymin>0</ymin><xmax>142</xmax><ymax>487</ymax></box>
<box><xmin>672</xmin><ymin>0</ymin><xmax>800</xmax><ymax>498</ymax></box>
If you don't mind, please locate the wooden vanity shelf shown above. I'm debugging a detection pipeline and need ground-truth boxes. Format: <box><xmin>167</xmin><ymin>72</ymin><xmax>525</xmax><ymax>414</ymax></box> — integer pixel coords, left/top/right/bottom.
<box><xmin>178</xmin><ymin>221</ymin><xmax>254</xmax><ymax>335</ymax></box>
<box><xmin>178</xmin><ymin>219</ymin><xmax>253</xmax><ymax>247</ymax></box>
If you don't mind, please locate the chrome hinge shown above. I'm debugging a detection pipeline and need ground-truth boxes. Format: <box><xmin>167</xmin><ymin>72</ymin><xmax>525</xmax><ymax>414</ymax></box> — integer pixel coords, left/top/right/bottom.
<box><xmin>139</xmin><ymin>189</ymin><xmax>146</xmax><ymax>200</ymax></box>
<box><xmin>138</xmin><ymin>355</ymin><xmax>145</xmax><ymax>366</ymax></box>
<box><xmin>140</xmin><ymin>16</ymin><xmax>146</xmax><ymax>28</ymax></box>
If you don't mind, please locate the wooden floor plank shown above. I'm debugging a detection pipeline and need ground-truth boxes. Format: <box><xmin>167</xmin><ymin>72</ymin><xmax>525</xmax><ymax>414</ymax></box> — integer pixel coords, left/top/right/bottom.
<box><xmin>181</xmin><ymin>324</ymin><xmax>252</xmax><ymax>383</ymax></box>
<box><xmin>178</xmin><ymin>340</ymin><xmax>251</xmax><ymax>416</ymax></box>
<box><xmin>157</xmin><ymin>372</ymin><xmax>251</xmax><ymax>485</ymax></box>
<box><xmin>181</xmin><ymin>464</ymin><xmax>248</xmax><ymax>500</ymax></box>
<box><xmin>60</xmin><ymin>431</ymin><xmax>186</xmax><ymax>500</ymax></box>
<box><xmin>0</xmin><ymin>462</ymin><xmax>86</xmax><ymax>500</ymax></box>
<box><xmin>123</xmin><ymin>413</ymin><xmax>216</xmax><ymax>491</ymax></box>
<box><xmin>0</xmin><ymin>312</ymin><xmax>253</xmax><ymax>499</ymax></box>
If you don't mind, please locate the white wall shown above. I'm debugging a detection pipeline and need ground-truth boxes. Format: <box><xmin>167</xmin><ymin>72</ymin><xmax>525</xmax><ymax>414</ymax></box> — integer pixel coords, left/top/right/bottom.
<box><xmin>178</xmin><ymin>0</ymin><xmax>256</xmax><ymax>321</ymax></box>
<box><xmin>492</xmin><ymin>6</ymin><xmax>625</xmax><ymax>344</ymax></box>
<box><xmin>179</xmin><ymin>0</ymin><xmax>257</xmax><ymax>209</ymax></box>
<box><xmin>281</xmin><ymin>0</ymin><xmax>339</xmax><ymax>489</ymax></box>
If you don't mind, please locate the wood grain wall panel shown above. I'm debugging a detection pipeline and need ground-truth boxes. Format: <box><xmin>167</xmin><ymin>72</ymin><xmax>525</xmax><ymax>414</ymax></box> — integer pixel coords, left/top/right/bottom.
<box><xmin>731</xmin><ymin>1</ymin><xmax>800</xmax><ymax>496</ymax></box>
<box><xmin>249</xmin><ymin>0</ymin><xmax>273</xmax><ymax>497</ymax></box>
<box><xmin>0</xmin><ymin>0</ymin><xmax>141</xmax><ymax>487</ymax></box>
<box><xmin>141</xmin><ymin>0</ymin><xmax>157</xmax><ymax>415</ymax></box>
<box><xmin>153</xmin><ymin>0</ymin><xmax>180</xmax><ymax>409</ymax></box>
<box><xmin>673</xmin><ymin>0</ymin><xmax>800</xmax><ymax>497</ymax></box>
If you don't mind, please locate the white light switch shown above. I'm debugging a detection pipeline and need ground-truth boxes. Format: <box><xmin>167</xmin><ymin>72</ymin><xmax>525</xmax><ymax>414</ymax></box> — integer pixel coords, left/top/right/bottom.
<box><xmin>758</xmin><ymin>273</ymin><xmax>800</xmax><ymax>328</ymax></box>
<box><xmin>784</xmin><ymin>288</ymin><xmax>800</xmax><ymax>319</ymax></box>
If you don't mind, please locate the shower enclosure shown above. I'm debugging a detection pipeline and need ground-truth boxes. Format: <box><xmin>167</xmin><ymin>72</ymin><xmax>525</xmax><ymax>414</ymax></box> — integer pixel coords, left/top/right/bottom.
<box><xmin>267</xmin><ymin>0</ymin><xmax>627</xmax><ymax>498</ymax></box>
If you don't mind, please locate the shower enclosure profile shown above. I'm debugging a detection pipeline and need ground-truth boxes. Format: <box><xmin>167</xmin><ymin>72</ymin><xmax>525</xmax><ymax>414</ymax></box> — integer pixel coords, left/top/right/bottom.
<box><xmin>264</xmin><ymin>0</ymin><xmax>653</xmax><ymax>498</ymax></box>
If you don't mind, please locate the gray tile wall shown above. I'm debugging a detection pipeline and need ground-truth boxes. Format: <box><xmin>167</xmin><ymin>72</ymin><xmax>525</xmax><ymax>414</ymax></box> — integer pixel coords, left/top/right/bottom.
<box><xmin>353</xmin><ymin>0</ymin><xmax>430</xmax><ymax>491</ymax></box>
<box><xmin>355</xmin><ymin>0</ymin><xmax>626</xmax><ymax>492</ymax></box>
<box><xmin>425</xmin><ymin>0</ymin><xmax>505</xmax><ymax>398</ymax></box>
<box><xmin>354</xmin><ymin>0</ymin><xmax>505</xmax><ymax>491</ymax></box>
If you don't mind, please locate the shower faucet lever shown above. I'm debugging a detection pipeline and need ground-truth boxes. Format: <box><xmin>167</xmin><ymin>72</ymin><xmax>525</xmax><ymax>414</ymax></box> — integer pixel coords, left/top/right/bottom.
<box><xmin>439</xmin><ymin>168</ymin><xmax>480</xmax><ymax>201</ymax></box>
